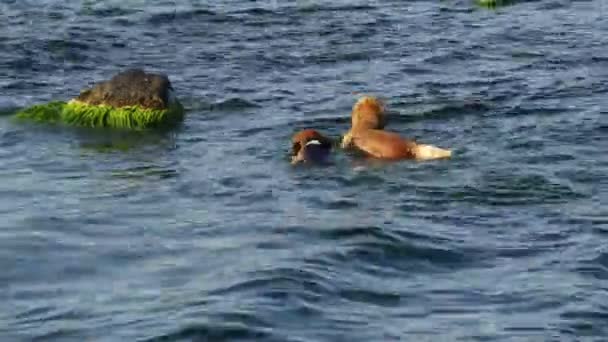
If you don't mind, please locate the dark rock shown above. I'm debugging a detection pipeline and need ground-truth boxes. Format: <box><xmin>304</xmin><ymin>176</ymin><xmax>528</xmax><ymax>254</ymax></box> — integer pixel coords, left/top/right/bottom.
<box><xmin>75</xmin><ymin>69</ymin><xmax>175</xmax><ymax>110</ymax></box>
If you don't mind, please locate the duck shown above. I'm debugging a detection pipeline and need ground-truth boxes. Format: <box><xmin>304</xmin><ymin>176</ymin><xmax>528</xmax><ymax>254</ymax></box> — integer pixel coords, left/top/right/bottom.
<box><xmin>290</xmin><ymin>129</ymin><xmax>334</xmax><ymax>165</ymax></box>
<box><xmin>341</xmin><ymin>96</ymin><xmax>452</xmax><ymax>161</ymax></box>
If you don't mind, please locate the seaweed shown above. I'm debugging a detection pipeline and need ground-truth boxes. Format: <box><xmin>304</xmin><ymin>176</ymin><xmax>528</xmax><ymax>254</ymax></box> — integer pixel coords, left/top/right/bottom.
<box><xmin>14</xmin><ymin>99</ymin><xmax>184</xmax><ymax>130</ymax></box>
<box><xmin>476</xmin><ymin>0</ymin><xmax>515</xmax><ymax>8</ymax></box>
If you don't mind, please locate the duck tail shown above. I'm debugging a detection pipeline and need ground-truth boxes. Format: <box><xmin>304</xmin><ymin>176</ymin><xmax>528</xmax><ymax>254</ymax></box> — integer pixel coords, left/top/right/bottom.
<box><xmin>414</xmin><ymin>144</ymin><xmax>452</xmax><ymax>160</ymax></box>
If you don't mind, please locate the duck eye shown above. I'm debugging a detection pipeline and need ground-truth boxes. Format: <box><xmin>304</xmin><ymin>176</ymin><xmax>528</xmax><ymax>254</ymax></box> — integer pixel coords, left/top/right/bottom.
<box><xmin>292</xmin><ymin>142</ymin><xmax>301</xmax><ymax>156</ymax></box>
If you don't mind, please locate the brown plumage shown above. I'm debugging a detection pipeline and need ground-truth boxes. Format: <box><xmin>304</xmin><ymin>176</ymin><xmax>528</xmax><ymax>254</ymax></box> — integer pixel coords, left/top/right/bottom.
<box><xmin>341</xmin><ymin>129</ymin><xmax>451</xmax><ymax>160</ymax></box>
<box><xmin>350</xmin><ymin>96</ymin><xmax>386</xmax><ymax>130</ymax></box>
<box><xmin>341</xmin><ymin>96</ymin><xmax>452</xmax><ymax>161</ymax></box>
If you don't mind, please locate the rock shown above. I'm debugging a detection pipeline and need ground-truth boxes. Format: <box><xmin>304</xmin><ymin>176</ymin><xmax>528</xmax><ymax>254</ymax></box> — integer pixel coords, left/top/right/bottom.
<box><xmin>74</xmin><ymin>68</ymin><xmax>175</xmax><ymax>110</ymax></box>
<box><xmin>14</xmin><ymin>68</ymin><xmax>185</xmax><ymax>130</ymax></box>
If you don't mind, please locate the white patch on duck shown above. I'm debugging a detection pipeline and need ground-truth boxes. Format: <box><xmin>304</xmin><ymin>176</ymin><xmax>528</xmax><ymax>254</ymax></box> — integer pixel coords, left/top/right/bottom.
<box><xmin>414</xmin><ymin>144</ymin><xmax>452</xmax><ymax>160</ymax></box>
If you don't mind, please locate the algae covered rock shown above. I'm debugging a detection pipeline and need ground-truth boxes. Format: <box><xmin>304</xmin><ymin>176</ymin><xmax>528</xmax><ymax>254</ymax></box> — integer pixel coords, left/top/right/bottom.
<box><xmin>15</xmin><ymin>69</ymin><xmax>184</xmax><ymax>130</ymax></box>
<box><xmin>476</xmin><ymin>0</ymin><xmax>514</xmax><ymax>8</ymax></box>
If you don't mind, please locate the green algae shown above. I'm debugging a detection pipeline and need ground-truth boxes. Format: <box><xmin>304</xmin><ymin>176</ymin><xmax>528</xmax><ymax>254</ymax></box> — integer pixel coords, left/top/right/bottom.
<box><xmin>476</xmin><ymin>0</ymin><xmax>515</xmax><ymax>8</ymax></box>
<box><xmin>14</xmin><ymin>100</ymin><xmax>184</xmax><ymax>130</ymax></box>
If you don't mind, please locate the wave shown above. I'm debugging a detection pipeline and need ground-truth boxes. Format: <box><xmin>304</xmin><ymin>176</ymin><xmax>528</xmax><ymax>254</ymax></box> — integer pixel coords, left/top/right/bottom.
<box><xmin>184</xmin><ymin>98</ymin><xmax>260</xmax><ymax>113</ymax></box>
<box><xmin>415</xmin><ymin>101</ymin><xmax>492</xmax><ymax>121</ymax></box>
<box><xmin>211</xmin><ymin>98</ymin><xmax>260</xmax><ymax>111</ymax></box>
<box><xmin>144</xmin><ymin>320</ymin><xmax>277</xmax><ymax>342</ymax></box>
<box><xmin>147</xmin><ymin>9</ymin><xmax>234</xmax><ymax>25</ymax></box>
<box><xmin>79</xmin><ymin>6</ymin><xmax>140</xmax><ymax>18</ymax></box>
<box><xmin>0</xmin><ymin>104</ymin><xmax>19</xmax><ymax>117</ymax></box>
<box><xmin>448</xmin><ymin>173</ymin><xmax>584</xmax><ymax>206</ymax></box>
<box><xmin>296</xmin><ymin>4</ymin><xmax>378</xmax><ymax>13</ymax></box>
<box><xmin>291</xmin><ymin>224</ymin><xmax>483</xmax><ymax>274</ymax></box>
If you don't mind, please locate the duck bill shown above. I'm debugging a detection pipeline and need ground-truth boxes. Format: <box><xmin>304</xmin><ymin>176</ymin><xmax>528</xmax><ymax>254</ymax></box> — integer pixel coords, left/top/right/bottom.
<box><xmin>291</xmin><ymin>152</ymin><xmax>306</xmax><ymax>165</ymax></box>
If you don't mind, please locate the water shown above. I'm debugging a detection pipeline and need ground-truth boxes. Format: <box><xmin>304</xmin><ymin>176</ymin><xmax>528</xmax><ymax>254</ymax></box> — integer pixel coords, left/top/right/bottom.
<box><xmin>1</xmin><ymin>0</ymin><xmax>606</xmax><ymax>341</ymax></box>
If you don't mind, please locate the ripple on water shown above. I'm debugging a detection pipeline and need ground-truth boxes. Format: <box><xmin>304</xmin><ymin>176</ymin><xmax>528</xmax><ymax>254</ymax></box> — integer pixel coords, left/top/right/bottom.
<box><xmin>146</xmin><ymin>9</ymin><xmax>232</xmax><ymax>26</ymax></box>
<box><xmin>281</xmin><ymin>223</ymin><xmax>487</xmax><ymax>276</ymax></box>
<box><xmin>450</xmin><ymin>172</ymin><xmax>585</xmax><ymax>206</ymax></box>
<box><xmin>559</xmin><ymin>307</ymin><xmax>608</xmax><ymax>338</ymax></box>
<box><xmin>329</xmin><ymin>233</ymin><xmax>480</xmax><ymax>274</ymax></box>
<box><xmin>1</xmin><ymin>0</ymin><xmax>607</xmax><ymax>341</ymax></box>
<box><xmin>145</xmin><ymin>319</ymin><xmax>279</xmax><ymax>342</ymax></box>
<box><xmin>77</xmin><ymin>3</ymin><xmax>142</xmax><ymax>18</ymax></box>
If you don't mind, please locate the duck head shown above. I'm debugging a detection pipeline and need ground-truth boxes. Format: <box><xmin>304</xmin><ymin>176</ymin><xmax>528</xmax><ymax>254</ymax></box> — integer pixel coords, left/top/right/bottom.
<box><xmin>351</xmin><ymin>95</ymin><xmax>386</xmax><ymax>131</ymax></box>
<box><xmin>290</xmin><ymin>129</ymin><xmax>333</xmax><ymax>165</ymax></box>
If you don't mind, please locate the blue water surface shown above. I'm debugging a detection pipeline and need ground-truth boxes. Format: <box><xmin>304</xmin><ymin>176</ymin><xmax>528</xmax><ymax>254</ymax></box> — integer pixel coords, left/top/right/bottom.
<box><xmin>0</xmin><ymin>0</ymin><xmax>606</xmax><ymax>341</ymax></box>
